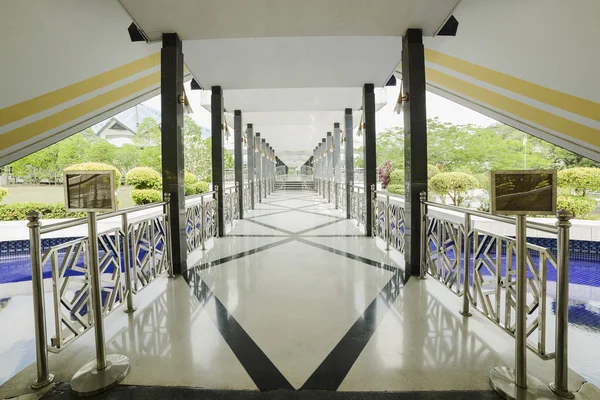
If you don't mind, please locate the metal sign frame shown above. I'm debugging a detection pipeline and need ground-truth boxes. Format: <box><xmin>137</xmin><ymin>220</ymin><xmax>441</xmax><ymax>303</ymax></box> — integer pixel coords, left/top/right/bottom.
<box><xmin>490</xmin><ymin>169</ymin><xmax>557</xmax><ymax>216</ymax></box>
<box><xmin>63</xmin><ymin>170</ymin><xmax>117</xmax><ymax>213</ymax></box>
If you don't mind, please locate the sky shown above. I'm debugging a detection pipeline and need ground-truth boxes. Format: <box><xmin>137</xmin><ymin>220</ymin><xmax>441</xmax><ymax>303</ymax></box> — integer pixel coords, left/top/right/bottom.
<box><xmin>142</xmin><ymin>81</ymin><xmax>498</xmax><ymax>133</ymax></box>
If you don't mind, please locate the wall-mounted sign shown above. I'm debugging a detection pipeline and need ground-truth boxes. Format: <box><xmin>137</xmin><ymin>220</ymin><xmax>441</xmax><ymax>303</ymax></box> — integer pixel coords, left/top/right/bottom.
<box><xmin>64</xmin><ymin>170</ymin><xmax>117</xmax><ymax>212</ymax></box>
<box><xmin>490</xmin><ymin>170</ymin><xmax>557</xmax><ymax>215</ymax></box>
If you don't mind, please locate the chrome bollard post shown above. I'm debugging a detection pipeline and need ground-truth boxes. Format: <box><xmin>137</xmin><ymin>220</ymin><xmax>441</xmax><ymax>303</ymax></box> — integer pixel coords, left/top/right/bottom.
<box><xmin>164</xmin><ymin>193</ymin><xmax>174</xmax><ymax>279</ymax></box>
<box><xmin>489</xmin><ymin>214</ymin><xmax>554</xmax><ymax>400</ymax></box>
<box><xmin>26</xmin><ymin>211</ymin><xmax>55</xmax><ymax>389</ymax></box>
<box><xmin>385</xmin><ymin>194</ymin><xmax>390</xmax><ymax>251</ymax></box>
<box><xmin>460</xmin><ymin>213</ymin><xmax>472</xmax><ymax>316</ymax></box>
<box><xmin>419</xmin><ymin>192</ymin><xmax>427</xmax><ymax>280</ymax></box>
<box><xmin>550</xmin><ymin>210</ymin><xmax>574</xmax><ymax>398</ymax></box>
<box><xmin>201</xmin><ymin>195</ymin><xmax>206</xmax><ymax>251</ymax></box>
<box><xmin>121</xmin><ymin>213</ymin><xmax>136</xmax><ymax>311</ymax></box>
<box><xmin>71</xmin><ymin>212</ymin><xmax>130</xmax><ymax>396</ymax></box>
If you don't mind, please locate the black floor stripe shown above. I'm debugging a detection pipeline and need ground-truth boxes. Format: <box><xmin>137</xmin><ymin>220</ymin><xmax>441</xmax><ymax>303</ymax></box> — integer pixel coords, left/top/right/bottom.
<box><xmin>186</xmin><ymin>278</ymin><xmax>294</xmax><ymax>391</ymax></box>
<box><xmin>301</xmin><ymin>273</ymin><xmax>404</xmax><ymax>391</ymax></box>
<box><xmin>42</xmin><ymin>384</ymin><xmax>501</xmax><ymax>399</ymax></box>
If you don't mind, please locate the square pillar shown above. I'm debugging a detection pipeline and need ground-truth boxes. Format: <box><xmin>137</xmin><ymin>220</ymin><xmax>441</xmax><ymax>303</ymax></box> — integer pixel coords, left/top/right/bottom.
<box><xmin>334</xmin><ymin>123</ymin><xmax>341</xmax><ymax>184</ymax></box>
<box><xmin>344</xmin><ymin>108</ymin><xmax>354</xmax><ymax>219</ymax></box>
<box><xmin>255</xmin><ymin>133</ymin><xmax>262</xmax><ymax>202</ymax></box>
<box><xmin>234</xmin><ymin>110</ymin><xmax>244</xmax><ymax>219</ymax></box>
<box><xmin>161</xmin><ymin>33</ymin><xmax>186</xmax><ymax>274</ymax></box>
<box><xmin>211</xmin><ymin>86</ymin><xmax>225</xmax><ymax>237</ymax></box>
<box><xmin>363</xmin><ymin>83</ymin><xmax>377</xmax><ymax>237</ymax></box>
<box><xmin>403</xmin><ymin>29</ymin><xmax>428</xmax><ymax>276</ymax></box>
<box><xmin>247</xmin><ymin>124</ymin><xmax>255</xmax><ymax>209</ymax></box>
<box><xmin>261</xmin><ymin>139</ymin><xmax>266</xmax><ymax>198</ymax></box>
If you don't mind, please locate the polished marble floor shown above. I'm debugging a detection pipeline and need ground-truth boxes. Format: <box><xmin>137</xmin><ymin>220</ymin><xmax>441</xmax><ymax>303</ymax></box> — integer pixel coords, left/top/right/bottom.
<box><xmin>1</xmin><ymin>191</ymin><xmax>594</xmax><ymax>399</ymax></box>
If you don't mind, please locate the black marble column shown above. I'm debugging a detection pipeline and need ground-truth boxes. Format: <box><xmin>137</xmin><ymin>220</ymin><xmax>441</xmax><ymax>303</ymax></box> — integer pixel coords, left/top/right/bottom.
<box><xmin>161</xmin><ymin>33</ymin><xmax>186</xmax><ymax>274</ymax></box>
<box><xmin>344</xmin><ymin>108</ymin><xmax>354</xmax><ymax>219</ymax></box>
<box><xmin>363</xmin><ymin>84</ymin><xmax>377</xmax><ymax>237</ymax></box>
<box><xmin>403</xmin><ymin>29</ymin><xmax>428</xmax><ymax>276</ymax></box>
<box><xmin>255</xmin><ymin>133</ymin><xmax>262</xmax><ymax>202</ymax></box>
<box><xmin>211</xmin><ymin>86</ymin><xmax>225</xmax><ymax>237</ymax></box>
<box><xmin>234</xmin><ymin>110</ymin><xmax>244</xmax><ymax>219</ymax></box>
<box><xmin>247</xmin><ymin>124</ymin><xmax>255</xmax><ymax>209</ymax></box>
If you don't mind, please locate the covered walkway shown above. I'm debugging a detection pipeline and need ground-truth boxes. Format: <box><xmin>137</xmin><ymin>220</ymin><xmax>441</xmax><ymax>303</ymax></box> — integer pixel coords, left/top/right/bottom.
<box><xmin>3</xmin><ymin>190</ymin><xmax>591</xmax><ymax>399</ymax></box>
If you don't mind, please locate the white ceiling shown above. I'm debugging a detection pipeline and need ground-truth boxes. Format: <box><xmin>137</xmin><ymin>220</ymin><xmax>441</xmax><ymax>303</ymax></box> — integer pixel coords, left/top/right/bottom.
<box><xmin>119</xmin><ymin>0</ymin><xmax>461</xmax><ymax>41</ymax></box>
<box><xmin>183</xmin><ymin>37</ymin><xmax>403</xmax><ymax>89</ymax></box>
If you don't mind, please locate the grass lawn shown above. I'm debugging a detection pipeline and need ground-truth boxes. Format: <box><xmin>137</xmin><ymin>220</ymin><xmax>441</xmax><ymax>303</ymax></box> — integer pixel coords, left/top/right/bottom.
<box><xmin>1</xmin><ymin>185</ymin><xmax>136</xmax><ymax>209</ymax></box>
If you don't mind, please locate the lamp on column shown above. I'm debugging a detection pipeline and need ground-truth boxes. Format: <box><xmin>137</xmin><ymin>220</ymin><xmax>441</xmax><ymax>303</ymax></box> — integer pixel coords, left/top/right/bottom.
<box><xmin>394</xmin><ymin>80</ymin><xmax>409</xmax><ymax>115</ymax></box>
<box><xmin>177</xmin><ymin>90</ymin><xmax>193</xmax><ymax>114</ymax></box>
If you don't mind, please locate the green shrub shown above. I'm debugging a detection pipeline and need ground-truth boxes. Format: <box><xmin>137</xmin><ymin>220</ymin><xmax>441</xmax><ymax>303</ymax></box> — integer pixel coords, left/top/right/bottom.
<box><xmin>125</xmin><ymin>167</ymin><xmax>162</xmax><ymax>190</ymax></box>
<box><xmin>429</xmin><ymin>172</ymin><xmax>478</xmax><ymax>206</ymax></box>
<box><xmin>428</xmin><ymin>164</ymin><xmax>441</xmax><ymax>179</ymax></box>
<box><xmin>474</xmin><ymin>172</ymin><xmax>490</xmax><ymax>190</ymax></box>
<box><xmin>390</xmin><ymin>170</ymin><xmax>404</xmax><ymax>185</ymax></box>
<box><xmin>131</xmin><ymin>189</ymin><xmax>162</xmax><ymax>205</ymax></box>
<box><xmin>192</xmin><ymin>181</ymin><xmax>209</xmax><ymax>194</ymax></box>
<box><xmin>0</xmin><ymin>187</ymin><xmax>7</xmax><ymax>202</ymax></box>
<box><xmin>64</xmin><ymin>162</ymin><xmax>121</xmax><ymax>187</ymax></box>
<box><xmin>184</xmin><ymin>171</ymin><xmax>197</xmax><ymax>186</ymax></box>
<box><xmin>387</xmin><ymin>184</ymin><xmax>404</xmax><ymax>195</ymax></box>
<box><xmin>0</xmin><ymin>203</ymin><xmax>86</xmax><ymax>221</ymax></box>
<box><xmin>557</xmin><ymin>195</ymin><xmax>596</xmax><ymax>218</ymax></box>
<box><xmin>558</xmin><ymin>167</ymin><xmax>600</xmax><ymax>196</ymax></box>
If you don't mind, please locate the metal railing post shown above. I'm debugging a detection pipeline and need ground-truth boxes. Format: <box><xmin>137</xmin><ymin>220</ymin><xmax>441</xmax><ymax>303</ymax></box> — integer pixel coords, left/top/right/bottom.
<box><xmin>163</xmin><ymin>193</ymin><xmax>174</xmax><ymax>279</ymax></box>
<box><xmin>201</xmin><ymin>195</ymin><xmax>206</xmax><ymax>251</ymax></box>
<box><xmin>335</xmin><ymin>183</ymin><xmax>339</xmax><ymax>209</ymax></box>
<box><xmin>386</xmin><ymin>194</ymin><xmax>390</xmax><ymax>251</ymax></box>
<box><xmin>71</xmin><ymin>212</ymin><xmax>130</xmax><ymax>396</ymax></box>
<box><xmin>356</xmin><ymin>188</ymin><xmax>360</xmax><ymax>227</ymax></box>
<box><xmin>419</xmin><ymin>192</ymin><xmax>427</xmax><ymax>280</ymax></box>
<box><xmin>460</xmin><ymin>213</ymin><xmax>472</xmax><ymax>316</ymax></box>
<box><xmin>550</xmin><ymin>210</ymin><xmax>574</xmax><ymax>399</ymax></box>
<box><xmin>215</xmin><ymin>185</ymin><xmax>220</xmax><ymax>237</ymax></box>
<box><xmin>26</xmin><ymin>211</ymin><xmax>55</xmax><ymax>389</ymax></box>
<box><xmin>370</xmin><ymin>184</ymin><xmax>376</xmax><ymax>238</ymax></box>
<box><xmin>121</xmin><ymin>213</ymin><xmax>136</xmax><ymax>311</ymax></box>
<box><xmin>229</xmin><ymin>187</ymin><xmax>234</xmax><ymax>228</ymax></box>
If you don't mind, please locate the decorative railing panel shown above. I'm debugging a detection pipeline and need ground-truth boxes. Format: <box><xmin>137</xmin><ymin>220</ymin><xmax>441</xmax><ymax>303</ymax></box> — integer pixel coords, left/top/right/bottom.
<box><xmin>425</xmin><ymin>217</ymin><xmax>464</xmax><ymax>295</ymax></box>
<box><xmin>129</xmin><ymin>215</ymin><xmax>169</xmax><ymax>294</ymax></box>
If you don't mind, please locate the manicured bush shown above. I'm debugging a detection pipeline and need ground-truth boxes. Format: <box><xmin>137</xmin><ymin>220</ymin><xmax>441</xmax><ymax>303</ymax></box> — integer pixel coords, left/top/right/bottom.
<box><xmin>429</xmin><ymin>172</ymin><xmax>478</xmax><ymax>206</ymax></box>
<box><xmin>474</xmin><ymin>172</ymin><xmax>490</xmax><ymax>190</ymax></box>
<box><xmin>0</xmin><ymin>187</ymin><xmax>7</xmax><ymax>202</ymax></box>
<box><xmin>378</xmin><ymin>161</ymin><xmax>392</xmax><ymax>188</ymax></box>
<box><xmin>557</xmin><ymin>195</ymin><xmax>597</xmax><ymax>218</ymax></box>
<box><xmin>390</xmin><ymin>169</ymin><xmax>404</xmax><ymax>186</ymax></box>
<box><xmin>64</xmin><ymin>162</ymin><xmax>121</xmax><ymax>187</ymax></box>
<box><xmin>184</xmin><ymin>171</ymin><xmax>198</xmax><ymax>186</ymax></box>
<box><xmin>0</xmin><ymin>203</ymin><xmax>86</xmax><ymax>221</ymax></box>
<box><xmin>131</xmin><ymin>189</ymin><xmax>162</xmax><ymax>205</ymax></box>
<box><xmin>558</xmin><ymin>167</ymin><xmax>600</xmax><ymax>196</ymax></box>
<box><xmin>125</xmin><ymin>167</ymin><xmax>162</xmax><ymax>190</ymax></box>
<box><xmin>428</xmin><ymin>164</ymin><xmax>441</xmax><ymax>179</ymax></box>
<box><xmin>192</xmin><ymin>181</ymin><xmax>209</xmax><ymax>194</ymax></box>
<box><xmin>387</xmin><ymin>184</ymin><xmax>405</xmax><ymax>195</ymax></box>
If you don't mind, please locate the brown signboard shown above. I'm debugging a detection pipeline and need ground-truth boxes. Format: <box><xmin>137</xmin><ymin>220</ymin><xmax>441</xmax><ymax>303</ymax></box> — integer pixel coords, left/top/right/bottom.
<box><xmin>490</xmin><ymin>170</ymin><xmax>557</xmax><ymax>215</ymax></box>
<box><xmin>63</xmin><ymin>170</ymin><xmax>117</xmax><ymax>212</ymax></box>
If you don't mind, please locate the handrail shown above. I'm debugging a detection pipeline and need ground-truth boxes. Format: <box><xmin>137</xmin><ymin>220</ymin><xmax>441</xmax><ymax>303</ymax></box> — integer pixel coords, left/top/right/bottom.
<box><xmin>423</xmin><ymin>200</ymin><xmax>557</xmax><ymax>234</ymax></box>
<box><xmin>40</xmin><ymin>202</ymin><xmax>166</xmax><ymax>234</ymax></box>
<box><xmin>373</xmin><ymin>190</ymin><xmax>404</xmax><ymax>203</ymax></box>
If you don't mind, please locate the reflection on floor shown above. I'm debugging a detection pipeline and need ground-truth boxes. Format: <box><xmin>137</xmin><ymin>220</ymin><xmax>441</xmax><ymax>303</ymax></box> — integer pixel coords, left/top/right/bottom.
<box><xmin>0</xmin><ymin>191</ymin><xmax>590</xmax><ymax>399</ymax></box>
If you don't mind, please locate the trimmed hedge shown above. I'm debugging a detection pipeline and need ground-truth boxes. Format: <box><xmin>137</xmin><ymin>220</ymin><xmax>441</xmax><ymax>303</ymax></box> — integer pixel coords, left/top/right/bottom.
<box><xmin>185</xmin><ymin>181</ymin><xmax>210</xmax><ymax>196</ymax></box>
<box><xmin>557</xmin><ymin>195</ymin><xmax>597</xmax><ymax>218</ymax></box>
<box><xmin>131</xmin><ymin>189</ymin><xmax>162</xmax><ymax>205</ymax></box>
<box><xmin>0</xmin><ymin>187</ymin><xmax>7</xmax><ymax>202</ymax></box>
<box><xmin>428</xmin><ymin>164</ymin><xmax>441</xmax><ymax>179</ymax></box>
<box><xmin>125</xmin><ymin>167</ymin><xmax>162</xmax><ymax>189</ymax></box>
<box><xmin>0</xmin><ymin>203</ymin><xmax>86</xmax><ymax>221</ymax></box>
<box><xmin>184</xmin><ymin>171</ymin><xmax>198</xmax><ymax>186</ymax></box>
<box><xmin>558</xmin><ymin>167</ymin><xmax>600</xmax><ymax>196</ymax></box>
<box><xmin>429</xmin><ymin>172</ymin><xmax>478</xmax><ymax>206</ymax></box>
<box><xmin>390</xmin><ymin>170</ymin><xmax>404</xmax><ymax>185</ymax></box>
<box><xmin>387</xmin><ymin>184</ymin><xmax>404</xmax><ymax>195</ymax></box>
<box><xmin>64</xmin><ymin>162</ymin><xmax>121</xmax><ymax>187</ymax></box>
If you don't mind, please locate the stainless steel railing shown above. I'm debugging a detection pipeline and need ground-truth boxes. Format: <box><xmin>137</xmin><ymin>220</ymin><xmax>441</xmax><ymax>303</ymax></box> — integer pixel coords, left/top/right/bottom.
<box><xmin>416</xmin><ymin>193</ymin><xmax>574</xmax><ymax>397</ymax></box>
<box><xmin>372</xmin><ymin>189</ymin><xmax>406</xmax><ymax>253</ymax></box>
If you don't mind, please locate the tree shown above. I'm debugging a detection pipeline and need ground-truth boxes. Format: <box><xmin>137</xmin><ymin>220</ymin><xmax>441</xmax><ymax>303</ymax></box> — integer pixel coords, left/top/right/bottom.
<box><xmin>558</xmin><ymin>167</ymin><xmax>600</xmax><ymax>196</ymax></box>
<box><xmin>225</xmin><ymin>149</ymin><xmax>234</xmax><ymax>169</ymax></box>
<box><xmin>183</xmin><ymin>116</ymin><xmax>205</xmax><ymax>176</ymax></box>
<box><xmin>134</xmin><ymin>117</ymin><xmax>161</xmax><ymax>147</ymax></box>
<box><xmin>429</xmin><ymin>172</ymin><xmax>479</xmax><ymax>206</ymax></box>
<box><xmin>376</xmin><ymin>127</ymin><xmax>404</xmax><ymax>169</ymax></box>
<box><xmin>84</xmin><ymin>139</ymin><xmax>116</xmax><ymax>164</ymax></box>
<box><xmin>114</xmin><ymin>144</ymin><xmax>142</xmax><ymax>175</ymax></box>
<box><xmin>140</xmin><ymin>146</ymin><xmax>162</xmax><ymax>172</ymax></box>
